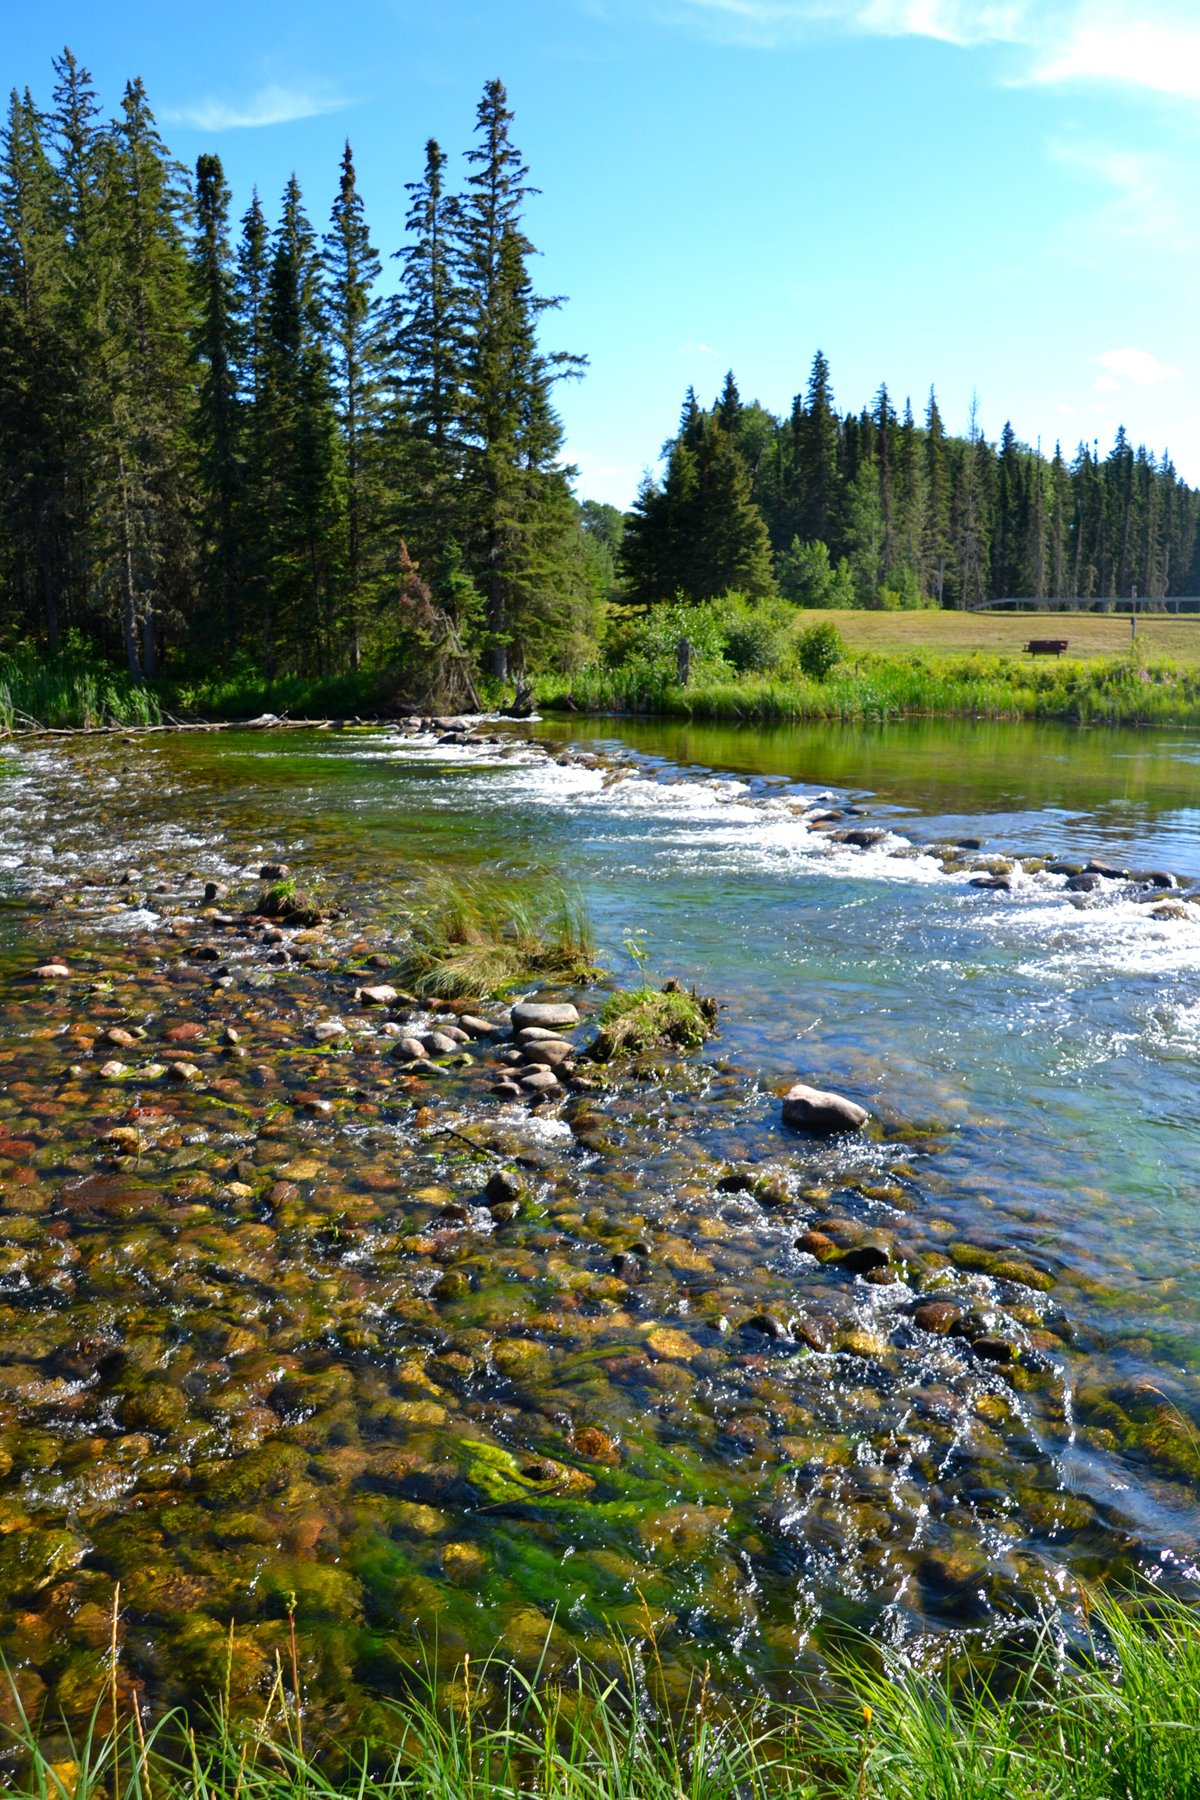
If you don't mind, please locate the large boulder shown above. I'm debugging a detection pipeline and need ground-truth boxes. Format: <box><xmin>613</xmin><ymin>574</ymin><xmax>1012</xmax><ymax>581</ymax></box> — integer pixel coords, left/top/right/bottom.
<box><xmin>781</xmin><ymin>1082</ymin><xmax>868</xmax><ymax>1136</ymax></box>
<box><xmin>511</xmin><ymin>1001</ymin><xmax>579</xmax><ymax>1032</ymax></box>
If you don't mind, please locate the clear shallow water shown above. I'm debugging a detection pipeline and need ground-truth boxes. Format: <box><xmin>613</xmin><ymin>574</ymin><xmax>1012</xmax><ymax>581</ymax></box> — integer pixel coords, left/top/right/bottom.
<box><xmin>1</xmin><ymin>715</ymin><xmax>1199</xmax><ymax>1730</ymax></box>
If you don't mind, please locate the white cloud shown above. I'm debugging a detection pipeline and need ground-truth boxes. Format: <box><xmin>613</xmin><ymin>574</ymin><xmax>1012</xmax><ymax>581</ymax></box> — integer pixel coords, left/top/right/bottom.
<box><xmin>657</xmin><ymin>0</ymin><xmax>1200</xmax><ymax>101</ymax></box>
<box><xmin>1028</xmin><ymin>12</ymin><xmax>1200</xmax><ymax>102</ymax></box>
<box><xmin>667</xmin><ymin>0</ymin><xmax>1032</xmax><ymax>46</ymax></box>
<box><xmin>1048</xmin><ymin>142</ymin><xmax>1192</xmax><ymax>258</ymax></box>
<box><xmin>1094</xmin><ymin>347</ymin><xmax>1183</xmax><ymax>385</ymax></box>
<box><xmin>163</xmin><ymin>83</ymin><xmax>347</xmax><ymax>131</ymax></box>
<box><xmin>1091</xmin><ymin>373</ymin><xmax>1121</xmax><ymax>392</ymax></box>
<box><xmin>678</xmin><ymin>340</ymin><xmax>718</xmax><ymax>355</ymax></box>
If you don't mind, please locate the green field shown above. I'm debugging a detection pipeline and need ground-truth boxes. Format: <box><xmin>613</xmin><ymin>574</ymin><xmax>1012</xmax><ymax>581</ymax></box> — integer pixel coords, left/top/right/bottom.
<box><xmin>834</xmin><ymin>608</ymin><xmax>1200</xmax><ymax>664</ymax></box>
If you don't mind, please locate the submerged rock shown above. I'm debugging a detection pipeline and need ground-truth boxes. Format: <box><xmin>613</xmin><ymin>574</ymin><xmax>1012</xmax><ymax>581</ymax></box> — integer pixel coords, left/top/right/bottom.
<box><xmin>781</xmin><ymin>1083</ymin><xmax>868</xmax><ymax>1135</ymax></box>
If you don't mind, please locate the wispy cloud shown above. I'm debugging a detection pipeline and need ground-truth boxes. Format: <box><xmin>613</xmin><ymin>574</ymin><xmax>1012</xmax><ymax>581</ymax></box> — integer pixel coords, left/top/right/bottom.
<box><xmin>1094</xmin><ymin>347</ymin><xmax>1183</xmax><ymax>386</ymax></box>
<box><xmin>678</xmin><ymin>340</ymin><xmax>718</xmax><ymax>355</ymax></box>
<box><xmin>163</xmin><ymin>83</ymin><xmax>348</xmax><ymax>131</ymax></box>
<box><xmin>1049</xmin><ymin>141</ymin><xmax>1194</xmax><ymax>258</ymax></box>
<box><xmin>654</xmin><ymin>0</ymin><xmax>1200</xmax><ymax>101</ymax></box>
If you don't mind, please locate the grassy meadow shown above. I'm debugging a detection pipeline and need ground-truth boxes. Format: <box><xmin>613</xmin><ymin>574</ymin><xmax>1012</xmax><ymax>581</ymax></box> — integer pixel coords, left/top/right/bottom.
<box><xmin>832</xmin><ymin>608</ymin><xmax>1200</xmax><ymax>664</ymax></box>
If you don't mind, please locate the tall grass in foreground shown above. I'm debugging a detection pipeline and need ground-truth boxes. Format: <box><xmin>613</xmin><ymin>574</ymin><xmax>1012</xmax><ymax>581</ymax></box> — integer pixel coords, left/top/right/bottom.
<box><xmin>397</xmin><ymin>870</ymin><xmax>598</xmax><ymax>999</ymax></box>
<box><xmin>554</xmin><ymin>651</ymin><xmax>1200</xmax><ymax>727</ymax></box>
<box><xmin>6</xmin><ymin>1592</ymin><xmax>1200</xmax><ymax>1800</ymax></box>
<box><xmin>0</xmin><ymin>644</ymin><xmax>161</xmax><ymax>730</ymax></box>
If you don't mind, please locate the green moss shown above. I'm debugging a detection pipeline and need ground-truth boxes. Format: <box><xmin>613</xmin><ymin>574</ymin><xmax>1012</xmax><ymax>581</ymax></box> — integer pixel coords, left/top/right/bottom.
<box><xmin>200</xmin><ymin>1442</ymin><xmax>309</xmax><ymax>1506</ymax></box>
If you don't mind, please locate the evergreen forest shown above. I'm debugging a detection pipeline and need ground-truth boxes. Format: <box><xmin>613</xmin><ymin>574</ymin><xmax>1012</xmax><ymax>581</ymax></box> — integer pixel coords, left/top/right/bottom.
<box><xmin>623</xmin><ymin>368</ymin><xmax>1200</xmax><ymax>614</ymax></box>
<box><xmin>1</xmin><ymin>51</ymin><xmax>1197</xmax><ymax>706</ymax></box>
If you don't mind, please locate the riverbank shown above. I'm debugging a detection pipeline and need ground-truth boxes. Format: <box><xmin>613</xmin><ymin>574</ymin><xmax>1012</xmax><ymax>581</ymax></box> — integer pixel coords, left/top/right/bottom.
<box><xmin>551</xmin><ymin>648</ymin><xmax>1200</xmax><ymax>726</ymax></box>
<box><xmin>9</xmin><ymin>1587</ymin><xmax>1200</xmax><ymax>1799</ymax></box>
<box><xmin>10</xmin><ymin>615</ymin><xmax>1200</xmax><ymax>733</ymax></box>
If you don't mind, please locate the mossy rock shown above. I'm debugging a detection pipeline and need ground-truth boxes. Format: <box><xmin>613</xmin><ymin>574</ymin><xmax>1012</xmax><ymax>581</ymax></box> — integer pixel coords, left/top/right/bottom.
<box><xmin>200</xmin><ymin>1441</ymin><xmax>309</xmax><ymax>1506</ymax></box>
<box><xmin>491</xmin><ymin>1338</ymin><xmax>553</xmax><ymax>1384</ymax></box>
<box><xmin>0</xmin><ymin>1526</ymin><xmax>88</xmax><ymax>1598</ymax></box>
<box><xmin>495</xmin><ymin>1604</ymin><xmax>571</xmax><ymax>1670</ymax></box>
<box><xmin>442</xmin><ymin>1541</ymin><xmax>487</xmax><ymax>1585</ymax></box>
<box><xmin>590</xmin><ymin>985</ymin><xmax>716</xmax><ymax>1062</ymax></box>
<box><xmin>257</xmin><ymin>1558</ymin><xmax>363</xmax><ymax>1622</ymax></box>
<box><xmin>119</xmin><ymin>1381</ymin><xmax>187</xmax><ymax>1432</ymax></box>
<box><xmin>990</xmin><ymin>1257</ymin><xmax>1055</xmax><ymax>1292</ymax></box>
<box><xmin>516</xmin><ymin>1455</ymin><xmax>596</xmax><ymax>1497</ymax></box>
<box><xmin>1018</xmin><ymin>1489</ymin><xmax>1094</xmax><ymax>1533</ymax></box>
<box><xmin>947</xmin><ymin>1240</ymin><xmax>997</xmax><ymax>1272</ymax></box>
<box><xmin>390</xmin><ymin>1501</ymin><xmax>450</xmax><ymax>1538</ymax></box>
<box><xmin>637</xmin><ymin>1503</ymin><xmax>731</xmax><ymax>1559</ymax></box>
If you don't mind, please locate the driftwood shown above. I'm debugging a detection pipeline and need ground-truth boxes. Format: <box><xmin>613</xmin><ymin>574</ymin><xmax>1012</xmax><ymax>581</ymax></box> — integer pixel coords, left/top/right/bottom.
<box><xmin>0</xmin><ymin>714</ymin><xmax>392</xmax><ymax>741</ymax></box>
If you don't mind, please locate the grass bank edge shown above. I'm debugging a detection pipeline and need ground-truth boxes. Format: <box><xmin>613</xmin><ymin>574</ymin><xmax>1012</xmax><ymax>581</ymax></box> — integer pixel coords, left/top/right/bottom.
<box><xmin>7</xmin><ymin>1589</ymin><xmax>1200</xmax><ymax>1800</ymax></box>
<box><xmin>548</xmin><ymin>648</ymin><xmax>1200</xmax><ymax>727</ymax></box>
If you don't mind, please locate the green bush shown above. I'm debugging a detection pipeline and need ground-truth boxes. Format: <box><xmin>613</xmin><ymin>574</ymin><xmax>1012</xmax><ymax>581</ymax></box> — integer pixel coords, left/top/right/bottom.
<box><xmin>600</xmin><ymin>591</ymin><xmax>797</xmax><ymax>685</ymax></box>
<box><xmin>795</xmin><ymin>619</ymin><xmax>846</xmax><ymax>680</ymax></box>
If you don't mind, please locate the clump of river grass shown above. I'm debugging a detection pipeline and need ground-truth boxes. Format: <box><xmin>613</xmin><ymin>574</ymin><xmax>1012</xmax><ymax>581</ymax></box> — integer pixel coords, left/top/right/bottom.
<box><xmin>591</xmin><ymin>981</ymin><xmax>717</xmax><ymax>1060</ymax></box>
<box><xmin>8</xmin><ymin>1590</ymin><xmax>1200</xmax><ymax>1800</ymax></box>
<box><xmin>0</xmin><ymin>641</ymin><xmax>161</xmax><ymax>730</ymax></box>
<box><xmin>398</xmin><ymin>870</ymin><xmax>598</xmax><ymax>999</ymax></box>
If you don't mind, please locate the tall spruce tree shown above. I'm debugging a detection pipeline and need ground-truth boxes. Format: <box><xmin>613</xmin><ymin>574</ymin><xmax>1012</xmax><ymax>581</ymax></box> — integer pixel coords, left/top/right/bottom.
<box><xmin>323</xmin><ymin>140</ymin><xmax>383</xmax><ymax>667</ymax></box>
<box><xmin>892</xmin><ymin>398</ymin><xmax>926</xmax><ymax>591</ymax></box>
<box><xmin>793</xmin><ymin>350</ymin><xmax>839</xmax><ymax>548</ymax></box>
<box><xmin>952</xmin><ymin>398</ymin><xmax>992</xmax><ymax>608</ymax></box>
<box><xmin>49</xmin><ymin>48</ymin><xmax>107</xmax><ymax>636</ymax></box>
<box><xmin>620</xmin><ymin>404</ymin><xmax>774</xmax><ymax>605</ymax></box>
<box><xmin>259</xmin><ymin>174</ymin><xmax>344</xmax><ymax>672</ymax></box>
<box><xmin>233</xmin><ymin>190</ymin><xmax>271</xmax><ymax>654</ymax></box>
<box><xmin>0</xmin><ymin>87</ymin><xmax>70</xmax><ymax>644</ymax></box>
<box><xmin>191</xmin><ymin>152</ymin><xmax>240</xmax><ymax>639</ymax></box>
<box><xmin>921</xmin><ymin>388</ymin><xmax>951</xmax><ymax>603</ymax></box>
<box><xmin>456</xmin><ymin>79</ymin><xmax>585</xmax><ymax>676</ymax></box>
<box><xmin>98</xmin><ymin>77</ymin><xmax>196</xmax><ymax>676</ymax></box>
<box><xmin>391</xmin><ymin>137</ymin><xmax>462</xmax><ymax>585</ymax></box>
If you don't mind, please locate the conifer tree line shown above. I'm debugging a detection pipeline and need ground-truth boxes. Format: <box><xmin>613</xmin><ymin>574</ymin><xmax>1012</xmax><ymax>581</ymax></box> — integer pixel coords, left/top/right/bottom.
<box><xmin>622</xmin><ymin>359</ymin><xmax>1200</xmax><ymax>611</ymax></box>
<box><xmin>0</xmin><ymin>52</ymin><xmax>603</xmax><ymax>684</ymax></box>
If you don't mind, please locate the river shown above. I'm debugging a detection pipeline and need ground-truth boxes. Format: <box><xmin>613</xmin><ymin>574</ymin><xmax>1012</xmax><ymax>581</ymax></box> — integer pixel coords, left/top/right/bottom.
<box><xmin>0</xmin><ymin>715</ymin><xmax>1197</xmax><ymax>1734</ymax></box>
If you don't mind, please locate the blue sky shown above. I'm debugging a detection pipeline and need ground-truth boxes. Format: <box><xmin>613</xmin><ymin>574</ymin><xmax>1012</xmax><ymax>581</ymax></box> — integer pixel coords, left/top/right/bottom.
<box><xmin>5</xmin><ymin>0</ymin><xmax>1199</xmax><ymax>505</ymax></box>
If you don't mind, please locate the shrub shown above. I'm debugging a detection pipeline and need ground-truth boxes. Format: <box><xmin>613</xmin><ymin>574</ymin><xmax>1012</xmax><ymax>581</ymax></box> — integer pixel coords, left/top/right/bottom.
<box><xmin>795</xmin><ymin>619</ymin><xmax>846</xmax><ymax>680</ymax></box>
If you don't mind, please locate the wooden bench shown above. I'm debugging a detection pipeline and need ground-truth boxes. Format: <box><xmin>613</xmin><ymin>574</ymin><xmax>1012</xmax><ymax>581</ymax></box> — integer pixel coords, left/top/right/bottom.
<box><xmin>1025</xmin><ymin>638</ymin><xmax>1069</xmax><ymax>656</ymax></box>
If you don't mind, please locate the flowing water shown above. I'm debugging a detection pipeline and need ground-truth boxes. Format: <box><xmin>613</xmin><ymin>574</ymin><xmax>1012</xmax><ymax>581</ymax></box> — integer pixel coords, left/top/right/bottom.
<box><xmin>1</xmin><ymin>715</ymin><xmax>1199</xmax><ymax>1737</ymax></box>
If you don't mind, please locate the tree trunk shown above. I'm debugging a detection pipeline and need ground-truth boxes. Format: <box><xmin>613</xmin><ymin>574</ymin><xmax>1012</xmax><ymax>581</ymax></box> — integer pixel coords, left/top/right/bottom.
<box><xmin>142</xmin><ymin>606</ymin><xmax>158</xmax><ymax>679</ymax></box>
<box><xmin>118</xmin><ymin>459</ymin><xmax>142</xmax><ymax>680</ymax></box>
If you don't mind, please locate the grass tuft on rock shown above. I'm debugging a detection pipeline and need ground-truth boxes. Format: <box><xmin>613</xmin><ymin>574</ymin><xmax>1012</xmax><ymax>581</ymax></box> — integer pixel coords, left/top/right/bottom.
<box><xmin>398</xmin><ymin>871</ymin><xmax>598</xmax><ymax>1000</ymax></box>
<box><xmin>591</xmin><ymin>982</ymin><xmax>716</xmax><ymax>1061</ymax></box>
